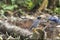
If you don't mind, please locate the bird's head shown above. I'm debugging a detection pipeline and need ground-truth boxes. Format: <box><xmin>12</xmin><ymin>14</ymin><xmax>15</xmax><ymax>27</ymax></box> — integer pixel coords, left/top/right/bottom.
<box><xmin>37</xmin><ymin>16</ymin><xmax>41</xmax><ymax>19</ymax></box>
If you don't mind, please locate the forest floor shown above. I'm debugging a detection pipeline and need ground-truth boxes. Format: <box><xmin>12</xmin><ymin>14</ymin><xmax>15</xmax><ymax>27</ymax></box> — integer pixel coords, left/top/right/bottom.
<box><xmin>0</xmin><ymin>0</ymin><xmax>60</xmax><ymax>40</ymax></box>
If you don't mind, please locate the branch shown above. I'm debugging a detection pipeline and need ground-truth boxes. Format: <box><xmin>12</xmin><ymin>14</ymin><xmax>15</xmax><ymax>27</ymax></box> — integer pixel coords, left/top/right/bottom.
<box><xmin>0</xmin><ymin>20</ymin><xmax>33</xmax><ymax>37</ymax></box>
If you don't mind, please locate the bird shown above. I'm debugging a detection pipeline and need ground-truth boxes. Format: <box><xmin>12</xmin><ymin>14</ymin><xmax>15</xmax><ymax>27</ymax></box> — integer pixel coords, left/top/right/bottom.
<box><xmin>29</xmin><ymin>16</ymin><xmax>41</xmax><ymax>30</ymax></box>
<box><xmin>48</xmin><ymin>15</ymin><xmax>60</xmax><ymax>24</ymax></box>
<box><xmin>48</xmin><ymin>15</ymin><xmax>59</xmax><ymax>23</ymax></box>
<box><xmin>57</xmin><ymin>19</ymin><xmax>60</xmax><ymax>24</ymax></box>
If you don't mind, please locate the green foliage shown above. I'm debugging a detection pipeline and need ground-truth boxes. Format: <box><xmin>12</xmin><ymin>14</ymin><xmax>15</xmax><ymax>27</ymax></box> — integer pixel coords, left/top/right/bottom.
<box><xmin>0</xmin><ymin>0</ymin><xmax>43</xmax><ymax>10</ymax></box>
<box><xmin>2</xmin><ymin>5</ymin><xmax>18</xmax><ymax>11</ymax></box>
<box><xmin>0</xmin><ymin>10</ymin><xmax>4</xmax><ymax>15</ymax></box>
<box><xmin>24</xmin><ymin>0</ymin><xmax>34</xmax><ymax>10</ymax></box>
<box><xmin>11</xmin><ymin>0</ymin><xmax>16</xmax><ymax>5</ymax></box>
<box><xmin>0</xmin><ymin>1</ymin><xmax>18</xmax><ymax>11</ymax></box>
<box><xmin>16</xmin><ymin>0</ymin><xmax>34</xmax><ymax>10</ymax></box>
<box><xmin>19</xmin><ymin>9</ymin><xmax>25</xmax><ymax>15</ymax></box>
<box><xmin>16</xmin><ymin>0</ymin><xmax>43</xmax><ymax>10</ymax></box>
<box><xmin>54</xmin><ymin>7</ymin><xmax>60</xmax><ymax>14</ymax></box>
